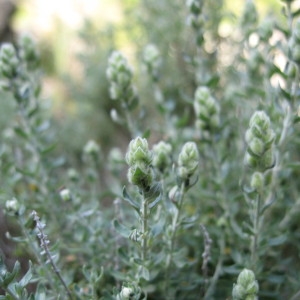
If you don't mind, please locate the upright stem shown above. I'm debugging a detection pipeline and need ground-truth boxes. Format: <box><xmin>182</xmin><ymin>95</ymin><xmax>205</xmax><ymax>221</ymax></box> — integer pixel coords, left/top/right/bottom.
<box><xmin>251</xmin><ymin>193</ymin><xmax>261</xmax><ymax>270</ymax></box>
<box><xmin>165</xmin><ymin>182</ymin><xmax>185</xmax><ymax>298</ymax></box>
<box><xmin>141</xmin><ymin>193</ymin><xmax>149</xmax><ymax>262</ymax></box>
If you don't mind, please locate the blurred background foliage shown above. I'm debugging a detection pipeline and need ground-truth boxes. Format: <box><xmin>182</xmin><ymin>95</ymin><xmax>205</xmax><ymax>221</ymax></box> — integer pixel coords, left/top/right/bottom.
<box><xmin>0</xmin><ymin>0</ymin><xmax>282</xmax><ymax>157</ymax></box>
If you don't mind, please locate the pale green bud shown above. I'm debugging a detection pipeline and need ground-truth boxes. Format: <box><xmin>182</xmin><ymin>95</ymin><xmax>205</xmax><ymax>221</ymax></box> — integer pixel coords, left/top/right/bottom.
<box><xmin>84</xmin><ymin>140</ymin><xmax>100</xmax><ymax>156</ymax></box>
<box><xmin>127</xmin><ymin>162</ymin><xmax>153</xmax><ymax>190</ymax></box>
<box><xmin>67</xmin><ymin>168</ymin><xmax>79</xmax><ymax>182</ymax></box>
<box><xmin>249</xmin><ymin>111</ymin><xmax>270</xmax><ymax>131</ymax></box>
<box><xmin>0</xmin><ymin>43</ymin><xmax>19</xmax><ymax>78</ymax></box>
<box><xmin>248</xmin><ymin>137</ymin><xmax>264</xmax><ymax>156</ymax></box>
<box><xmin>18</xmin><ymin>35</ymin><xmax>40</xmax><ymax>70</ymax></box>
<box><xmin>250</xmin><ymin>172</ymin><xmax>264</xmax><ymax>192</ymax></box>
<box><xmin>194</xmin><ymin>86</ymin><xmax>220</xmax><ymax>132</ymax></box>
<box><xmin>186</xmin><ymin>0</ymin><xmax>202</xmax><ymax>15</ymax></box>
<box><xmin>118</xmin><ymin>286</ymin><xmax>134</xmax><ymax>300</ymax></box>
<box><xmin>245</xmin><ymin>111</ymin><xmax>275</xmax><ymax>172</ymax></box>
<box><xmin>59</xmin><ymin>188</ymin><xmax>71</xmax><ymax>201</ymax></box>
<box><xmin>261</xmin><ymin>148</ymin><xmax>275</xmax><ymax>170</ymax></box>
<box><xmin>232</xmin><ymin>269</ymin><xmax>259</xmax><ymax>300</ymax></box>
<box><xmin>126</xmin><ymin>137</ymin><xmax>152</xmax><ymax>166</ymax></box>
<box><xmin>152</xmin><ymin>141</ymin><xmax>172</xmax><ymax>173</ymax></box>
<box><xmin>5</xmin><ymin>198</ymin><xmax>20</xmax><ymax>213</ymax></box>
<box><xmin>178</xmin><ymin>142</ymin><xmax>199</xmax><ymax>180</ymax></box>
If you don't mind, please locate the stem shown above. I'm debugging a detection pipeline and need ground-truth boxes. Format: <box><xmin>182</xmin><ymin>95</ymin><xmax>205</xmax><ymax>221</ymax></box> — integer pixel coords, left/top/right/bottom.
<box><xmin>32</xmin><ymin>211</ymin><xmax>74</xmax><ymax>300</ymax></box>
<box><xmin>204</xmin><ymin>234</ymin><xmax>225</xmax><ymax>299</ymax></box>
<box><xmin>251</xmin><ymin>193</ymin><xmax>261</xmax><ymax>270</ymax></box>
<box><xmin>165</xmin><ymin>182</ymin><xmax>185</xmax><ymax>298</ymax></box>
<box><xmin>141</xmin><ymin>192</ymin><xmax>149</xmax><ymax>262</ymax></box>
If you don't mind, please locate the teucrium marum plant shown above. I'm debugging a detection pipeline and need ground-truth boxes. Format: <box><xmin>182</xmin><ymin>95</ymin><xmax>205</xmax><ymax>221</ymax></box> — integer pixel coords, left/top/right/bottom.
<box><xmin>244</xmin><ymin>110</ymin><xmax>276</xmax><ymax>269</ymax></box>
<box><xmin>232</xmin><ymin>269</ymin><xmax>259</xmax><ymax>300</ymax></box>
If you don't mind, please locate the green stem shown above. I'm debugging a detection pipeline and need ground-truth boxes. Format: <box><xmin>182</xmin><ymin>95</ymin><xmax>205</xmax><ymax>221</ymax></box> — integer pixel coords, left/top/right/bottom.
<box><xmin>251</xmin><ymin>193</ymin><xmax>261</xmax><ymax>270</ymax></box>
<box><xmin>141</xmin><ymin>193</ymin><xmax>149</xmax><ymax>262</ymax></box>
<box><xmin>165</xmin><ymin>182</ymin><xmax>185</xmax><ymax>298</ymax></box>
<box><xmin>204</xmin><ymin>234</ymin><xmax>225</xmax><ymax>299</ymax></box>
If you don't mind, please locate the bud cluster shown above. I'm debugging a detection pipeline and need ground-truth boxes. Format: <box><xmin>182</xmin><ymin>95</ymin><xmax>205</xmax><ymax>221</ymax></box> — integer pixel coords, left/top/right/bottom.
<box><xmin>0</xmin><ymin>44</ymin><xmax>19</xmax><ymax>79</ymax></box>
<box><xmin>244</xmin><ymin>111</ymin><xmax>275</xmax><ymax>172</ymax></box>
<box><xmin>186</xmin><ymin>0</ymin><xmax>205</xmax><ymax>45</ymax></box>
<box><xmin>106</xmin><ymin>51</ymin><xmax>137</xmax><ymax>107</ymax></box>
<box><xmin>143</xmin><ymin>44</ymin><xmax>161</xmax><ymax>81</ymax></box>
<box><xmin>177</xmin><ymin>142</ymin><xmax>199</xmax><ymax>182</ymax></box>
<box><xmin>193</xmin><ymin>86</ymin><xmax>220</xmax><ymax>135</ymax></box>
<box><xmin>152</xmin><ymin>141</ymin><xmax>172</xmax><ymax>174</ymax></box>
<box><xmin>232</xmin><ymin>269</ymin><xmax>259</xmax><ymax>300</ymax></box>
<box><xmin>126</xmin><ymin>137</ymin><xmax>153</xmax><ymax>191</ymax></box>
<box><xmin>18</xmin><ymin>35</ymin><xmax>40</xmax><ymax>71</ymax></box>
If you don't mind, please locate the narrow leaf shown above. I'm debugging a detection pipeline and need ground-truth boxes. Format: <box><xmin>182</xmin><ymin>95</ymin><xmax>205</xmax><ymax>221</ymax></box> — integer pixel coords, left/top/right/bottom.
<box><xmin>113</xmin><ymin>219</ymin><xmax>131</xmax><ymax>238</ymax></box>
<box><xmin>122</xmin><ymin>186</ymin><xmax>139</xmax><ymax>210</ymax></box>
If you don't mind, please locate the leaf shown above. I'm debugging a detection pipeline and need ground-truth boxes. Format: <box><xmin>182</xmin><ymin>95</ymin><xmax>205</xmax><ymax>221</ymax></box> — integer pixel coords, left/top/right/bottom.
<box><xmin>148</xmin><ymin>193</ymin><xmax>162</xmax><ymax>209</ymax></box>
<box><xmin>19</xmin><ymin>262</ymin><xmax>33</xmax><ymax>287</ymax></box>
<box><xmin>112</xmin><ymin>219</ymin><xmax>131</xmax><ymax>238</ymax></box>
<box><xmin>140</xmin><ymin>266</ymin><xmax>150</xmax><ymax>281</ymax></box>
<box><xmin>122</xmin><ymin>186</ymin><xmax>139</xmax><ymax>211</ymax></box>
<box><xmin>40</xmin><ymin>143</ymin><xmax>57</xmax><ymax>155</ymax></box>
<box><xmin>142</xmin><ymin>129</ymin><xmax>151</xmax><ymax>139</ymax></box>
<box><xmin>14</xmin><ymin>127</ymin><xmax>28</xmax><ymax>140</ymax></box>
<box><xmin>268</xmin><ymin>235</ymin><xmax>287</xmax><ymax>246</ymax></box>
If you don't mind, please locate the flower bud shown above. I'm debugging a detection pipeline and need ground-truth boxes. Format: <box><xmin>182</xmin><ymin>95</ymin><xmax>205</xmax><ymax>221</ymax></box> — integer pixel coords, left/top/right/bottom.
<box><xmin>143</xmin><ymin>44</ymin><xmax>161</xmax><ymax>80</ymax></box>
<box><xmin>186</xmin><ymin>0</ymin><xmax>202</xmax><ymax>15</ymax></box>
<box><xmin>126</xmin><ymin>137</ymin><xmax>153</xmax><ymax>191</ymax></box>
<box><xmin>193</xmin><ymin>86</ymin><xmax>220</xmax><ymax>133</ymax></box>
<box><xmin>232</xmin><ymin>269</ymin><xmax>259</xmax><ymax>300</ymax></box>
<box><xmin>106</xmin><ymin>51</ymin><xmax>137</xmax><ymax>105</ymax></box>
<box><xmin>178</xmin><ymin>142</ymin><xmax>199</xmax><ymax>180</ymax></box>
<box><xmin>117</xmin><ymin>286</ymin><xmax>134</xmax><ymax>300</ymax></box>
<box><xmin>0</xmin><ymin>43</ymin><xmax>19</xmax><ymax>79</ymax></box>
<box><xmin>250</xmin><ymin>172</ymin><xmax>264</xmax><ymax>192</ymax></box>
<box><xmin>5</xmin><ymin>198</ymin><xmax>20</xmax><ymax>213</ymax></box>
<box><xmin>244</xmin><ymin>111</ymin><xmax>275</xmax><ymax>172</ymax></box>
<box><xmin>126</xmin><ymin>137</ymin><xmax>152</xmax><ymax>166</ymax></box>
<box><xmin>152</xmin><ymin>141</ymin><xmax>172</xmax><ymax>173</ymax></box>
<box><xmin>18</xmin><ymin>35</ymin><xmax>40</xmax><ymax>70</ymax></box>
<box><xmin>59</xmin><ymin>188</ymin><xmax>71</xmax><ymax>201</ymax></box>
<box><xmin>84</xmin><ymin>140</ymin><xmax>100</xmax><ymax>157</ymax></box>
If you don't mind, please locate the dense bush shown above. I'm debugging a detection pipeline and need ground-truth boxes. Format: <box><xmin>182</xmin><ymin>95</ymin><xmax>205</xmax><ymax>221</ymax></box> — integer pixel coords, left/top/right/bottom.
<box><xmin>0</xmin><ymin>0</ymin><xmax>300</xmax><ymax>299</ymax></box>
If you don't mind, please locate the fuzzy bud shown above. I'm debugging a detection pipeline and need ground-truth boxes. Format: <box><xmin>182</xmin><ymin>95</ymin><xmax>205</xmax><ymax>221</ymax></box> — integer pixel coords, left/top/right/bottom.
<box><xmin>126</xmin><ymin>137</ymin><xmax>152</xmax><ymax>166</ymax></box>
<box><xmin>194</xmin><ymin>86</ymin><xmax>220</xmax><ymax>133</ymax></box>
<box><xmin>143</xmin><ymin>44</ymin><xmax>161</xmax><ymax>81</ymax></box>
<box><xmin>5</xmin><ymin>198</ymin><xmax>20</xmax><ymax>213</ymax></box>
<box><xmin>0</xmin><ymin>43</ymin><xmax>19</xmax><ymax>79</ymax></box>
<box><xmin>84</xmin><ymin>140</ymin><xmax>100</xmax><ymax>157</ymax></box>
<box><xmin>59</xmin><ymin>188</ymin><xmax>71</xmax><ymax>201</ymax></box>
<box><xmin>232</xmin><ymin>269</ymin><xmax>259</xmax><ymax>300</ymax></box>
<box><xmin>152</xmin><ymin>141</ymin><xmax>172</xmax><ymax>174</ymax></box>
<box><xmin>18</xmin><ymin>35</ymin><xmax>40</xmax><ymax>70</ymax></box>
<box><xmin>186</xmin><ymin>0</ymin><xmax>203</xmax><ymax>15</ymax></box>
<box><xmin>250</xmin><ymin>172</ymin><xmax>264</xmax><ymax>192</ymax></box>
<box><xmin>178</xmin><ymin>142</ymin><xmax>199</xmax><ymax>181</ymax></box>
<box><xmin>126</xmin><ymin>137</ymin><xmax>153</xmax><ymax>191</ymax></box>
<box><xmin>106</xmin><ymin>51</ymin><xmax>137</xmax><ymax>106</ymax></box>
<box><xmin>244</xmin><ymin>111</ymin><xmax>275</xmax><ymax>172</ymax></box>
